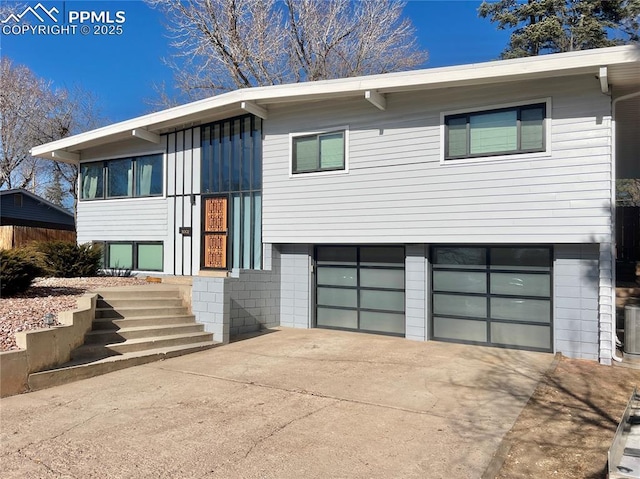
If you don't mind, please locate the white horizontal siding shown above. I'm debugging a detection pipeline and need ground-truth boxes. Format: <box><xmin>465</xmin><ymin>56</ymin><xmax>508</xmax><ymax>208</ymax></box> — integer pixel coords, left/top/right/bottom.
<box><xmin>263</xmin><ymin>75</ymin><xmax>613</xmax><ymax>244</ymax></box>
<box><xmin>77</xmin><ymin>197</ymin><xmax>169</xmax><ymax>243</ymax></box>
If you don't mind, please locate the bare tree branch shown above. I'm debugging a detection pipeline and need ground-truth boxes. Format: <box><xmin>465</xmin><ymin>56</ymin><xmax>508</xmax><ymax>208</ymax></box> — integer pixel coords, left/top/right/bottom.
<box><xmin>146</xmin><ymin>0</ymin><xmax>427</xmax><ymax>105</ymax></box>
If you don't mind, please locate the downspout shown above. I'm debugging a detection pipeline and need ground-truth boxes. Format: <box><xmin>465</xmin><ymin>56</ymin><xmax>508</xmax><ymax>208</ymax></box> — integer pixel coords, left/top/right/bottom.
<box><xmin>611</xmin><ymin>89</ymin><xmax>640</xmax><ymax>362</ymax></box>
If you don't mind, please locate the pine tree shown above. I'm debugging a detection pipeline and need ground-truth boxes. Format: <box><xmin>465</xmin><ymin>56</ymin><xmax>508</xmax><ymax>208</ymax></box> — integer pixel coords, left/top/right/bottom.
<box><xmin>479</xmin><ymin>0</ymin><xmax>640</xmax><ymax>58</ymax></box>
<box><xmin>44</xmin><ymin>168</ymin><xmax>64</xmax><ymax>207</ymax></box>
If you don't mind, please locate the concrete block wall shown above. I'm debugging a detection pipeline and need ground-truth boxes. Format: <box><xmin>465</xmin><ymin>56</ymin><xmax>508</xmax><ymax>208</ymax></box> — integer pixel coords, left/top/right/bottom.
<box><xmin>405</xmin><ymin>245</ymin><xmax>428</xmax><ymax>341</ymax></box>
<box><xmin>192</xmin><ymin>245</ymin><xmax>281</xmax><ymax>342</ymax></box>
<box><xmin>227</xmin><ymin>246</ymin><xmax>281</xmax><ymax>336</ymax></box>
<box><xmin>554</xmin><ymin>244</ymin><xmax>600</xmax><ymax>361</ymax></box>
<box><xmin>192</xmin><ymin>277</ymin><xmax>230</xmax><ymax>343</ymax></box>
<box><xmin>279</xmin><ymin>244</ymin><xmax>312</xmax><ymax>329</ymax></box>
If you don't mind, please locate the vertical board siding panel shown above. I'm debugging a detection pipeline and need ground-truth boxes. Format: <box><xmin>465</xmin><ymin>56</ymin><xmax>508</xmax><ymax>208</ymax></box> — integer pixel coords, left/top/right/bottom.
<box><xmin>192</xmin><ymin>127</ymin><xmax>201</xmax><ymax>274</ymax></box>
<box><xmin>192</xmin><ymin>127</ymin><xmax>201</xmax><ymax>194</ymax></box>
<box><xmin>166</xmin><ymin>133</ymin><xmax>176</xmax><ymax>197</ymax></box>
<box><xmin>167</xmin><ymin>132</ymin><xmax>177</xmax><ymax>275</ymax></box>
<box><xmin>177</xmin><ymin>131</ymin><xmax>185</xmax><ymax>275</ymax></box>
<box><xmin>175</xmin><ymin>132</ymin><xmax>185</xmax><ymax>196</ymax></box>
<box><xmin>166</xmin><ymin>197</ymin><xmax>176</xmax><ymax>275</ymax></box>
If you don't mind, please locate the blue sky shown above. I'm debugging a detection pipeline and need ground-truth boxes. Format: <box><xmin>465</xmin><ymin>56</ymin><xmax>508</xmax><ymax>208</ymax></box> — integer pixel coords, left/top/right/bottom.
<box><xmin>1</xmin><ymin>0</ymin><xmax>512</xmax><ymax>123</ymax></box>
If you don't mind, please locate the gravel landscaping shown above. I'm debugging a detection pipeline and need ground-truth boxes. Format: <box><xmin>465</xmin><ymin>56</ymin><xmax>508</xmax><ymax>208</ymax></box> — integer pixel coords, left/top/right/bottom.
<box><xmin>0</xmin><ymin>277</ymin><xmax>148</xmax><ymax>351</ymax></box>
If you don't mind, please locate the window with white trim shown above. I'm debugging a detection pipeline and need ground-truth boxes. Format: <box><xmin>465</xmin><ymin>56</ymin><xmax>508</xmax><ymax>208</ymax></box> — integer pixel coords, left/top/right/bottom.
<box><xmin>95</xmin><ymin>241</ymin><xmax>164</xmax><ymax>271</ymax></box>
<box><xmin>80</xmin><ymin>154</ymin><xmax>163</xmax><ymax>200</ymax></box>
<box><xmin>291</xmin><ymin>130</ymin><xmax>346</xmax><ymax>174</ymax></box>
<box><xmin>444</xmin><ymin>102</ymin><xmax>546</xmax><ymax>160</ymax></box>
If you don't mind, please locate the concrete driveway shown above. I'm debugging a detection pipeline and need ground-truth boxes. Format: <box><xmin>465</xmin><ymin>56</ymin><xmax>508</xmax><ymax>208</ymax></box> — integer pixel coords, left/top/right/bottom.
<box><xmin>0</xmin><ymin>328</ymin><xmax>553</xmax><ymax>479</ymax></box>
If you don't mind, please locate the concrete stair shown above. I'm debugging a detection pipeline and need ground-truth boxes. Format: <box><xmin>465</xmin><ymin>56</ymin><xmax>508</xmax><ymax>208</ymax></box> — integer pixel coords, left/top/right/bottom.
<box><xmin>27</xmin><ymin>285</ymin><xmax>217</xmax><ymax>391</ymax></box>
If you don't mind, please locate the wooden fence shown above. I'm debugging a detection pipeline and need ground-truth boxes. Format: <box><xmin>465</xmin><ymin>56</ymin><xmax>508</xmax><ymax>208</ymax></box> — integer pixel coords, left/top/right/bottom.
<box><xmin>0</xmin><ymin>226</ymin><xmax>76</xmax><ymax>250</ymax></box>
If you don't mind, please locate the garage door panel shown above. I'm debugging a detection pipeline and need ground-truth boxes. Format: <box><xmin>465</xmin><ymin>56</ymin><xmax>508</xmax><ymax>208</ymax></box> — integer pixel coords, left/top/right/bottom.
<box><xmin>360</xmin><ymin>290</ymin><xmax>404</xmax><ymax>312</ymax></box>
<box><xmin>490</xmin><ymin>297</ymin><xmax>551</xmax><ymax>323</ymax></box>
<box><xmin>490</xmin><ymin>272</ymin><xmax>550</xmax><ymax>297</ymax></box>
<box><xmin>317</xmin><ymin>287</ymin><xmax>357</xmax><ymax>308</ymax></box>
<box><xmin>433</xmin><ymin>294</ymin><xmax>487</xmax><ymax>318</ymax></box>
<box><xmin>431</xmin><ymin>246</ymin><xmax>552</xmax><ymax>352</ymax></box>
<box><xmin>360</xmin><ymin>311</ymin><xmax>405</xmax><ymax>334</ymax></box>
<box><xmin>360</xmin><ymin>246</ymin><xmax>405</xmax><ymax>266</ymax></box>
<box><xmin>433</xmin><ymin>270</ymin><xmax>487</xmax><ymax>294</ymax></box>
<box><xmin>490</xmin><ymin>247</ymin><xmax>551</xmax><ymax>271</ymax></box>
<box><xmin>360</xmin><ymin>268</ymin><xmax>404</xmax><ymax>289</ymax></box>
<box><xmin>317</xmin><ymin>307</ymin><xmax>358</xmax><ymax>329</ymax></box>
<box><xmin>433</xmin><ymin>317</ymin><xmax>487</xmax><ymax>342</ymax></box>
<box><xmin>317</xmin><ymin>247</ymin><xmax>357</xmax><ymax>265</ymax></box>
<box><xmin>315</xmin><ymin>246</ymin><xmax>405</xmax><ymax>336</ymax></box>
<box><xmin>317</xmin><ymin>267</ymin><xmax>357</xmax><ymax>287</ymax></box>
<box><xmin>491</xmin><ymin>322</ymin><xmax>551</xmax><ymax>349</ymax></box>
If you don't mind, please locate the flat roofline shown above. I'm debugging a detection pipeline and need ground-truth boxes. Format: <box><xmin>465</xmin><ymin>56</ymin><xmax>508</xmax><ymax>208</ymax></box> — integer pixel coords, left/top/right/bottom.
<box><xmin>31</xmin><ymin>45</ymin><xmax>640</xmax><ymax>161</ymax></box>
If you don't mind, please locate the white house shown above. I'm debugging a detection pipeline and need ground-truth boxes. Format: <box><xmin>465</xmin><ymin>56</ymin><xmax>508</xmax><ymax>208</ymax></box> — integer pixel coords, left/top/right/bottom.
<box><xmin>31</xmin><ymin>45</ymin><xmax>640</xmax><ymax>364</ymax></box>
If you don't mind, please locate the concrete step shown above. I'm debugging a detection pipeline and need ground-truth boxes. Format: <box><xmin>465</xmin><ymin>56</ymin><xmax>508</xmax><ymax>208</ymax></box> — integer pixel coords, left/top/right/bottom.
<box><xmin>84</xmin><ymin>323</ymin><xmax>205</xmax><ymax>344</ymax></box>
<box><xmin>94</xmin><ymin>286</ymin><xmax>183</xmax><ymax>300</ymax></box>
<box><xmin>28</xmin><ymin>341</ymin><xmax>219</xmax><ymax>392</ymax></box>
<box><xmin>97</xmin><ymin>298</ymin><xmax>186</xmax><ymax>309</ymax></box>
<box><xmin>72</xmin><ymin>332</ymin><xmax>214</xmax><ymax>359</ymax></box>
<box><xmin>95</xmin><ymin>306</ymin><xmax>189</xmax><ymax>319</ymax></box>
<box><xmin>92</xmin><ymin>314</ymin><xmax>197</xmax><ymax>330</ymax></box>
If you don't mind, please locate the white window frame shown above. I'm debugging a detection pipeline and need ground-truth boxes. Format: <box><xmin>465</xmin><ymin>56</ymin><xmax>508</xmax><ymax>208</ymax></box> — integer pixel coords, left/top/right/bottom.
<box><xmin>78</xmin><ymin>149</ymin><xmax>167</xmax><ymax>202</ymax></box>
<box><xmin>289</xmin><ymin>125</ymin><xmax>349</xmax><ymax>177</ymax></box>
<box><xmin>440</xmin><ymin>98</ymin><xmax>552</xmax><ymax>165</ymax></box>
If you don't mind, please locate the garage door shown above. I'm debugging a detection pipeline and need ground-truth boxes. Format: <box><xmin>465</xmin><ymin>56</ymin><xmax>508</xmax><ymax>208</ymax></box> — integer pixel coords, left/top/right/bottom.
<box><xmin>431</xmin><ymin>246</ymin><xmax>552</xmax><ymax>352</ymax></box>
<box><xmin>315</xmin><ymin>246</ymin><xmax>405</xmax><ymax>336</ymax></box>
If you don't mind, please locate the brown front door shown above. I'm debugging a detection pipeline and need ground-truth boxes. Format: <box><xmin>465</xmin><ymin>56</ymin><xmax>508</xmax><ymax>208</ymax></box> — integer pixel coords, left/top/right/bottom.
<box><xmin>202</xmin><ymin>196</ymin><xmax>228</xmax><ymax>269</ymax></box>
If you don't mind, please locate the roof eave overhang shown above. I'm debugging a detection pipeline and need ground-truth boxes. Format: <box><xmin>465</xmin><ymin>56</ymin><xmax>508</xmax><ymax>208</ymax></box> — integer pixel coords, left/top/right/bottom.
<box><xmin>30</xmin><ymin>45</ymin><xmax>640</xmax><ymax>162</ymax></box>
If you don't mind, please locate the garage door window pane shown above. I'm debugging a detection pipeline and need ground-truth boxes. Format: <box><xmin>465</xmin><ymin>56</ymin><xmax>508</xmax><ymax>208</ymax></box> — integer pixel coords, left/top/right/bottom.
<box><xmin>360</xmin><ymin>269</ymin><xmax>404</xmax><ymax>289</ymax></box>
<box><xmin>433</xmin><ymin>247</ymin><xmax>485</xmax><ymax>268</ymax></box>
<box><xmin>491</xmin><ymin>297</ymin><xmax>550</xmax><ymax>323</ymax></box>
<box><xmin>317</xmin><ymin>307</ymin><xmax>357</xmax><ymax>329</ymax></box>
<box><xmin>360</xmin><ymin>290</ymin><xmax>404</xmax><ymax>312</ymax></box>
<box><xmin>317</xmin><ymin>287</ymin><xmax>357</xmax><ymax>308</ymax></box>
<box><xmin>360</xmin><ymin>246</ymin><xmax>404</xmax><ymax>266</ymax></box>
<box><xmin>490</xmin><ymin>272</ymin><xmax>550</xmax><ymax>297</ymax></box>
<box><xmin>433</xmin><ymin>270</ymin><xmax>486</xmax><ymax>294</ymax></box>
<box><xmin>317</xmin><ymin>267</ymin><xmax>357</xmax><ymax>287</ymax></box>
<box><xmin>433</xmin><ymin>293</ymin><xmax>487</xmax><ymax>318</ymax></box>
<box><xmin>491</xmin><ymin>322</ymin><xmax>550</xmax><ymax>349</ymax></box>
<box><xmin>137</xmin><ymin>244</ymin><xmax>163</xmax><ymax>271</ymax></box>
<box><xmin>490</xmin><ymin>248</ymin><xmax>550</xmax><ymax>271</ymax></box>
<box><xmin>360</xmin><ymin>311</ymin><xmax>405</xmax><ymax>334</ymax></box>
<box><xmin>108</xmin><ymin>244</ymin><xmax>133</xmax><ymax>269</ymax></box>
<box><xmin>316</xmin><ymin>247</ymin><xmax>357</xmax><ymax>265</ymax></box>
<box><xmin>433</xmin><ymin>317</ymin><xmax>487</xmax><ymax>342</ymax></box>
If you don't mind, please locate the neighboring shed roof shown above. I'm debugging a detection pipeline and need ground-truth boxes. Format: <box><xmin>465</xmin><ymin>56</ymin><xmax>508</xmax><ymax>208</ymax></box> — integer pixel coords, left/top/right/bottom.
<box><xmin>0</xmin><ymin>189</ymin><xmax>75</xmax><ymax>230</ymax></box>
<box><xmin>30</xmin><ymin>45</ymin><xmax>640</xmax><ymax>163</ymax></box>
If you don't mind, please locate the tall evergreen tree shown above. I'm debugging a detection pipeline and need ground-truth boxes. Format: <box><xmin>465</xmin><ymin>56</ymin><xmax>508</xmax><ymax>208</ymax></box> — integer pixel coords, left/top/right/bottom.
<box><xmin>44</xmin><ymin>167</ymin><xmax>64</xmax><ymax>207</ymax></box>
<box><xmin>479</xmin><ymin>0</ymin><xmax>640</xmax><ymax>58</ymax></box>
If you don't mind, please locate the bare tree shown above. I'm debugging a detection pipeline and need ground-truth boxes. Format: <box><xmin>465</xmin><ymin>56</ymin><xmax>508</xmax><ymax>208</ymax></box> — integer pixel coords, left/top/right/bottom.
<box><xmin>146</xmin><ymin>0</ymin><xmax>427</xmax><ymax>102</ymax></box>
<box><xmin>0</xmin><ymin>58</ymin><xmax>56</xmax><ymax>190</ymax></box>
<box><xmin>0</xmin><ymin>58</ymin><xmax>104</xmax><ymax>211</ymax></box>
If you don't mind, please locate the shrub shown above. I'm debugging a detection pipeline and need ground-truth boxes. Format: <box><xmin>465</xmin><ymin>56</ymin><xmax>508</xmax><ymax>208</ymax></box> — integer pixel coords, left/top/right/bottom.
<box><xmin>36</xmin><ymin>241</ymin><xmax>103</xmax><ymax>278</ymax></box>
<box><xmin>0</xmin><ymin>248</ymin><xmax>43</xmax><ymax>296</ymax></box>
<box><xmin>99</xmin><ymin>265</ymin><xmax>133</xmax><ymax>277</ymax></box>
